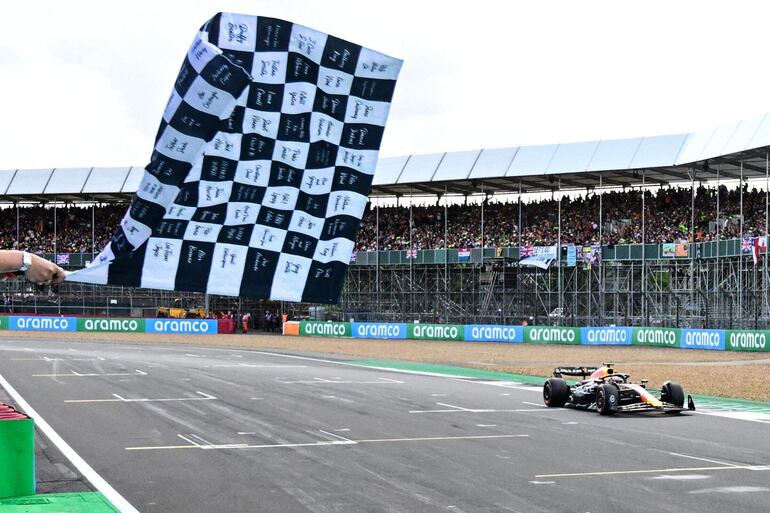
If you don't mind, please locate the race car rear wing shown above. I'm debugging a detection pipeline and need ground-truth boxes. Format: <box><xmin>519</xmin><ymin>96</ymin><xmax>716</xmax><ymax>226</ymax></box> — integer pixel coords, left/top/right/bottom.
<box><xmin>552</xmin><ymin>366</ymin><xmax>598</xmax><ymax>379</ymax></box>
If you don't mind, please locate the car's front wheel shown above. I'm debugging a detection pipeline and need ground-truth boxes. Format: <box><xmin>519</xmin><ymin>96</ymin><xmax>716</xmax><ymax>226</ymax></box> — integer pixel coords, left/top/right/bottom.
<box><xmin>661</xmin><ymin>381</ymin><xmax>685</xmax><ymax>409</ymax></box>
<box><xmin>596</xmin><ymin>383</ymin><xmax>619</xmax><ymax>415</ymax></box>
<box><xmin>543</xmin><ymin>378</ymin><xmax>569</xmax><ymax>407</ymax></box>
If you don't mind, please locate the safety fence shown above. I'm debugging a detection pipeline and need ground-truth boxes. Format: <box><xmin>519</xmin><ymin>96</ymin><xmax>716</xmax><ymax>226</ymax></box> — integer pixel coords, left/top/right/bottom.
<box><xmin>283</xmin><ymin>321</ymin><xmax>770</xmax><ymax>352</ymax></box>
<box><xmin>0</xmin><ymin>315</ymin><xmax>220</xmax><ymax>335</ymax></box>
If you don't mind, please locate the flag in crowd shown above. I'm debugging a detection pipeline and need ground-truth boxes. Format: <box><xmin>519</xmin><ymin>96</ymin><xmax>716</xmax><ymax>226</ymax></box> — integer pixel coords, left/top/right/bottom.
<box><xmin>458</xmin><ymin>247</ymin><xmax>471</xmax><ymax>261</ymax></box>
<box><xmin>406</xmin><ymin>249</ymin><xmax>417</xmax><ymax>259</ymax></box>
<box><xmin>56</xmin><ymin>253</ymin><xmax>70</xmax><ymax>265</ymax></box>
<box><xmin>66</xmin><ymin>12</ymin><xmax>402</xmax><ymax>304</ymax></box>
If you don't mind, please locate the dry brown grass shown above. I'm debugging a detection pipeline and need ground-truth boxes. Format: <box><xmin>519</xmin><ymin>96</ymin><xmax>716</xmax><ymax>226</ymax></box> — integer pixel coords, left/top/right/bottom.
<box><xmin>3</xmin><ymin>331</ymin><xmax>769</xmax><ymax>402</ymax></box>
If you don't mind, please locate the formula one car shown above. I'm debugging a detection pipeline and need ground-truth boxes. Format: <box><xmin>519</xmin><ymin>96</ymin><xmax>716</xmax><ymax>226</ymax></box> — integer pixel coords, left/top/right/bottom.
<box><xmin>542</xmin><ymin>363</ymin><xmax>695</xmax><ymax>415</ymax></box>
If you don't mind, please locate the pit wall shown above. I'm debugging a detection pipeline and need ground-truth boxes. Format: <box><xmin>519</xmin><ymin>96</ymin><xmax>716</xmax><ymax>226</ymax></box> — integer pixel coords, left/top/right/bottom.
<box><xmin>0</xmin><ymin>316</ymin><xmax>219</xmax><ymax>335</ymax></box>
<box><xmin>284</xmin><ymin>321</ymin><xmax>770</xmax><ymax>353</ymax></box>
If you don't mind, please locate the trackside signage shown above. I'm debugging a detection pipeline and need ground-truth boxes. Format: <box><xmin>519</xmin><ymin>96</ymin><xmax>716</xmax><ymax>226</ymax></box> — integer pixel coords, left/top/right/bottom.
<box><xmin>9</xmin><ymin>316</ymin><xmax>76</xmax><ymax>331</ymax></box>
<box><xmin>580</xmin><ymin>327</ymin><xmax>632</xmax><ymax>345</ymax></box>
<box><xmin>464</xmin><ymin>325</ymin><xmax>522</xmax><ymax>343</ymax></box>
<box><xmin>407</xmin><ymin>324</ymin><xmax>464</xmax><ymax>341</ymax></box>
<box><xmin>0</xmin><ymin>316</ymin><xmax>5</xmax><ymax>330</ymax></box>
<box><xmin>77</xmin><ymin>318</ymin><xmax>145</xmax><ymax>333</ymax></box>
<box><xmin>726</xmin><ymin>330</ymin><xmax>770</xmax><ymax>352</ymax></box>
<box><xmin>300</xmin><ymin>321</ymin><xmax>351</xmax><ymax>337</ymax></box>
<box><xmin>525</xmin><ymin>326</ymin><xmax>580</xmax><ymax>344</ymax></box>
<box><xmin>631</xmin><ymin>327</ymin><xmax>680</xmax><ymax>347</ymax></box>
<box><xmin>351</xmin><ymin>322</ymin><xmax>406</xmax><ymax>339</ymax></box>
<box><xmin>145</xmin><ymin>318</ymin><xmax>217</xmax><ymax>334</ymax></box>
<box><xmin>680</xmin><ymin>329</ymin><xmax>725</xmax><ymax>351</ymax></box>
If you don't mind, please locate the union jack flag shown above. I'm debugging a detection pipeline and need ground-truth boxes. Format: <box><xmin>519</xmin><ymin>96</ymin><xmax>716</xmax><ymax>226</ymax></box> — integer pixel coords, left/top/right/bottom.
<box><xmin>56</xmin><ymin>253</ymin><xmax>70</xmax><ymax>265</ymax></box>
<box><xmin>520</xmin><ymin>244</ymin><xmax>534</xmax><ymax>257</ymax></box>
<box><xmin>406</xmin><ymin>249</ymin><xmax>417</xmax><ymax>259</ymax></box>
<box><xmin>742</xmin><ymin>238</ymin><xmax>754</xmax><ymax>254</ymax></box>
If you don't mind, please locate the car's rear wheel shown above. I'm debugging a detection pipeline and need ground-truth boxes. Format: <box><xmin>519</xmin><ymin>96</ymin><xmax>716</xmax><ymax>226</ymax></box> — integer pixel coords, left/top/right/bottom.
<box><xmin>661</xmin><ymin>381</ymin><xmax>685</xmax><ymax>408</ymax></box>
<box><xmin>596</xmin><ymin>383</ymin><xmax>619</xmax><ymax>415</ymax></box>
<box><xmin>543</xmin><ymin>378</ymin><xmax>569</xmax><ymax>407</ymax></box>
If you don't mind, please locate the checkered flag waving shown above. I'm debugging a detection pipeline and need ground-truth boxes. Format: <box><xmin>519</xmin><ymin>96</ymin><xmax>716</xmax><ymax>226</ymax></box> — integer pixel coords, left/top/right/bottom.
<box><xmin>68</xmin><ymin>12</ymin><xmax>401</xmax><ymax>303</ymax></box>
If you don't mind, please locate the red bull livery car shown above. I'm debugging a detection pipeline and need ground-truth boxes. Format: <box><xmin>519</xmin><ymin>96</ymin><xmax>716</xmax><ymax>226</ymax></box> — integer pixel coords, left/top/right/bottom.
<box><xmin>542</xmin><ymin>363</ymin><xmax>695</xmax><ymax>415</ymax></box>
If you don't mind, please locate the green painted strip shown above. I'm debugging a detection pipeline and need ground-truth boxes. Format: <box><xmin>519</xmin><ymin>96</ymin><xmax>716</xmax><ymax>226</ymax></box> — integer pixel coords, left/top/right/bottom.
<box><xmin>0</xmin><ymin>492</ymin><xmax>120</xmax><ymax>512</ymax></box>
<box><xmin>349</xmin><ymin>360</ymin><xmax>770</xmax><ymax>413</ymax></box>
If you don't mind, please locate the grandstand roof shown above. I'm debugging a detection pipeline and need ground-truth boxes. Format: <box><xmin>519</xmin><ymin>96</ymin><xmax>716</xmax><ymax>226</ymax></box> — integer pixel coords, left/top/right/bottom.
<box><xmin>3</xmin><ymin>113</ymin><xmax>770</xmax><ymax>201</ymax></box>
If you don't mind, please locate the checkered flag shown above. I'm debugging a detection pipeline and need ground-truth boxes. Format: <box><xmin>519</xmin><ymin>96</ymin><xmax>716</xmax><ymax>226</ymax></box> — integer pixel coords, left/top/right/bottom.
<box><xmin>68</xmin><ymin>12</ymin><xmax>401</xmax><ymax>303</ymax></box>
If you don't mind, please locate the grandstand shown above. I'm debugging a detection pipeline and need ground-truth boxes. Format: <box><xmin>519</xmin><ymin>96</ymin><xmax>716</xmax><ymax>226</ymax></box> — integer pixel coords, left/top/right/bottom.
<box><xmin>3</xmin><ymin>112</ymin><xmax>770</xmax><ymax>329</ymax></box>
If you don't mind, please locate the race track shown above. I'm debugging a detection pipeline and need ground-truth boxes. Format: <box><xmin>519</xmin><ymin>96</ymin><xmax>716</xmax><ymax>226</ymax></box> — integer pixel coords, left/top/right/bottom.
<box><xmin>1</xmin><ymin>336</ymin><xmax>769</xmax><ymax>513</ymax></box>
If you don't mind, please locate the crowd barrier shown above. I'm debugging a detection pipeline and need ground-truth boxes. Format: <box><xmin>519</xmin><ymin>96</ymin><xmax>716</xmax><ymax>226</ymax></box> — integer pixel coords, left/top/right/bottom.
<box><xmin>284</xmin><ymin>321</ymin><xmax>770</xmax><ymax>353</ymax></box>
<box><xmin>0</xmin><ymin>315</ymin><xmax>219</xmax><ymax>335</ymax></box>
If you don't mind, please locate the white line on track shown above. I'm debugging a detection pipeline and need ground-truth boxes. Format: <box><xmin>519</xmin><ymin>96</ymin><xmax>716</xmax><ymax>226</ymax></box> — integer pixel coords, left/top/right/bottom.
<box><xmin>32</xmin><ymin>370</ymin><xmax>147</xmax><ymax>378</ymax></box>
<box><xmin>65</xmin><ymin>391</ymin><xmax>216</xmax><ymax>404</ymax></box>
<box><xmin>668</xmin><ymin>452</ymin><xmax>742</xmax><ymax>467</ymax></box>
<box><xmin>0</xmin><ymin>372</ymin><xmax>140</xmax><ymax>513</ymax></box>
<box><xmin>212</xmin><ymin>364</ymin><xmax>307</xmax><ymax>368</ymax></box>
<box><xmin>125</xmin><ymin>433</ymin><xmax>529</xmax><ymax>451</ymax></box>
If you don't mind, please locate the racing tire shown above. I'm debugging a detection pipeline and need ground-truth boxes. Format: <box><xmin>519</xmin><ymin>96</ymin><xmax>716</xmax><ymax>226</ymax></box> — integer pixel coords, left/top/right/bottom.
<box><xmin>661</xmin><ymin>381</ymin><xmax>685</xmax><ymax>408</ymax></box>
<box><xmin>596</xmin><ymin>383</ymin><xmax>619</xmax><ymax>415</ymax></box>
<box><xmin>543</xmin><ymin>378</ymin><xmax>569</xmax><ymax>407</ymax></box>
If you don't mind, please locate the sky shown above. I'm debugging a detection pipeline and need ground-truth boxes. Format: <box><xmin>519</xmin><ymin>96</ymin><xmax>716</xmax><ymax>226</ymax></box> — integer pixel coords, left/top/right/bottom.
<box><xmin>2</xmin><ymin>1</ymin><xmax>770</xmax><ymax>170</ymax></box>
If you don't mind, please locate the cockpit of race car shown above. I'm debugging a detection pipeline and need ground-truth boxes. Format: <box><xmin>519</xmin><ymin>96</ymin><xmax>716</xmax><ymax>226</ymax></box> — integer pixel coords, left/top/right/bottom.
<box><xmin>542</xmin><ymin>363</ymin><xmax>695</xmax><ymax>415</ymax></box>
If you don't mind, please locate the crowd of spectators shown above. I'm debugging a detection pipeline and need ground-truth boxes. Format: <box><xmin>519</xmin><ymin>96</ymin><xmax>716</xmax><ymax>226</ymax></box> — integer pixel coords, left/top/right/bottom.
<box><xmin>356</xmin><ymin>184</ymin><xmax>769</xmax><ymax>250</ymax></box>
<box><xmin>0</xmin><ymin>185</ymin><xmax>767</xmax><ymax>254</ymax></box>
<box><xmin>0</xmin><ymin>205</ymin><xmax>125</xmax><ymax>253</ymax></box>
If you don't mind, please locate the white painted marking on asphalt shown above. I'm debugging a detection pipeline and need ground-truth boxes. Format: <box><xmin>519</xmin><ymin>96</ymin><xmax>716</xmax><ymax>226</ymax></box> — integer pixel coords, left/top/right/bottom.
<box><xmin>668</xmin><ymin>452</ymin><xmax>740</xmax><ymax>467</ymax></box>
<box><xmin>250</xmin><ymin>397</ymin><xmax>264</xmax><ymax>400</ymax></box>
<box><xmin>562</xmin><ymin>421</ymin><xmax>579</xmax><ymax>425</ymax></box>
<box><xmin>335</xmin><ymin>428</ymin><xmax>351</xmax><ymax>432</ymax></box>
<box><xmin>747</xmin><ymin>466</ymin><xmax>770</xmax><ymax>471</ymax></box>
<box><xmin>690</xmin><ymin>486</ymin><xmax>770</xmax><ymax>494</ymax></box>
<box><xmin>0</xmin><ymin>372</ymin><xmax>141</xmax><ymax>513</ymax></box>
<box><xmin>238</xmin><ymin>432</ymin><xmax>257</xmax><ymax>436</ymax></box>
<box><xmin>436</xmin><ymin>402</ymin><xmax>471</xmax><ymax>411</ymax></box>
<box><xmin>188</xmin><ymin>434</ymin><xmax>213</xmax><ymax>446</ymax></box>
<box><xmin>476</xmin><ymin>424</ymin><xmax>497</xmax><ymax>427</ymax></box>
<box><xmin>32</xmin><ymin>370</ymin><xmax>147</xmax><ymax>378</ymax></box>
<box><xmin>410</xmin><ymin>402</ymin><xmax>565</xmax><ymax>414</ymax></box>
<box><xmin>212</xmin><ymin>364</ymin><xmax>307</xmax><ymax>368</ymax></box>
<box><xmin>275</xmin><ymin>377</ymin><xmax>404</xmax><ymax>385</ymax></box>
<box><xmin>178</xmin><ymin>434</ymin><xmax>201</xmax><ymax>447</ymax></box>
<box><xmin>522</xmin><ymin>401</ymin><xmax>547</xmax><ymax>408</ymax></box>
<box><xmin>65</xmin><ymin>391</ymin><xmax>217</xmax><ymax>403</ymax></box>
<box><xmin>318</xmin><ymin>429</ymin><xmax>356</xmax><ymax>443</ymax></box>
<box><xmin>126</xmin><ymin>433</ymin><xmax>529</xmax><ymax>451</ymax></box>
<box><xmin>529</xmin><ymin>481</ymin><xmax>556</xmax><ymax>485</ymax></box>
<box><xmin>693</xmin><ymin>410</ymin><xmax>770</xmax><ymax>424</ymax></box>
<box><xmin>430</xmin><ymin>394</ymin><xmax>447</xmax><ymax>397</ymax></box>
<box><xmin>650</xmin><ymin>474</ymin><xmax>712</xmax><ymax>480</ymax></box>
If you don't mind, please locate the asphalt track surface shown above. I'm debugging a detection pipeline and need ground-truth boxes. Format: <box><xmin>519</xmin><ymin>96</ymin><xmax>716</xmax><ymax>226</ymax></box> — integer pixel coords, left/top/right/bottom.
<box><xmin>1</xmin><ymin>336</ymin><xmax>770</xmax><ymax>513</ymax></box>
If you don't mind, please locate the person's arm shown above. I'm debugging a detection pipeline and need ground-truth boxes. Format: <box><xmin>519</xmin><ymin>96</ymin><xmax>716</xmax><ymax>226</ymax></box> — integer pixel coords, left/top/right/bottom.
<box><xmin>0</xmin><ymin>250</ymin><xmax>66</xmax><ymax>285</ymax></box>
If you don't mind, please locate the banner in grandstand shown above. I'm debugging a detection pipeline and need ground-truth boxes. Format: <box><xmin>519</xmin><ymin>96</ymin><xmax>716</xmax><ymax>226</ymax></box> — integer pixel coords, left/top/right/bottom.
<box><xmin>458</xmin><ymin>247</ymin><xmax>471</xmax><ymax>261</ymax></box>
<box><xmin>675</xmin><ymin>242</ymin><xmax>689</xmax><ymax>257</ymax></box>
<box><xmin>66</xmin><ymin>13</ymin><xmax>402</xmax><ymax>304</ymax></box>
<box><xmin>566</xmin><ymin>245</ymin><xmax>576</xmax><ymax>267</ymax></box>
<box><xmin>520</xmin><ymin>245</ymin><xmax>557</xmax><ymax>269</ymax></box>
<box><xmin>578</xmin><ymin>245</ymin><xmax>601</xmax><ymax>266</ymax></box>
<box><xmin>56</xmin><ymin>253</ymin><xmax>70</xmax><ymax>265</ymax></box>
<box><xmin>406</xmin><ymin>249</ymin><xmax>417</xmax><ymax>259</ymax></box>
<box><xmin>661</xmin><ymin>243</ymin><xmax>675</xmax><ymax>258</ymax></box>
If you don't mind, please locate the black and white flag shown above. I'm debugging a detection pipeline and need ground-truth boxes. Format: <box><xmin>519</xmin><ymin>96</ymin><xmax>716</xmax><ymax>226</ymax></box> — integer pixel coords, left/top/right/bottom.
<box><xmin>68</xmin><ymin>12</ymin><xmax>401</xmax><ymax>303</ymax></box>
